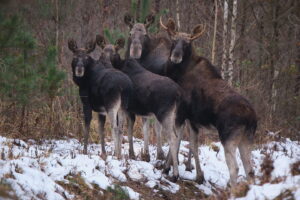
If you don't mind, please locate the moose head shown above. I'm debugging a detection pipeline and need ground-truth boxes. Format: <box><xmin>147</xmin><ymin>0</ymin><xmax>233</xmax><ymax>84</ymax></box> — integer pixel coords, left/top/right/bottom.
<box><xmin>96</xmin><ymin>34</ymin><xmax>125</xmax><ymax>66</ymax></box>
<box><xmin>124</xmin><ymin>13</ymin><xmax>155</xmax><ymax>59</ymax></box>
<box><xmin>160</xmin><ymin>17</ymin><xmax>205</xmax><ymax>64</ymax></box>
<box><xmin>68</xmin><ymin>39</ymin><xmax>96</xmax><ymax>77</ymax></box>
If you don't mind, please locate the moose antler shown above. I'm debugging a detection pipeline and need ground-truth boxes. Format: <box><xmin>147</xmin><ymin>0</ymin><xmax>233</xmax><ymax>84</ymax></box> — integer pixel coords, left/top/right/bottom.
<box><xmin>160</xmin><ymin>16</ymin><xmax>168</xmax><ymax>30</ymax></box>
<box><xmin>160</xmin><ymin>17</ymin><xmax>176</xmax><ymax>36</ymax></box>
<box><xmin>68</xmin><ymin>39</ymin><xmax>78</xmax><ymax>53</ymax></box>
<box><xmin>190</xmin><ymin>24</ymin><xmax>206</xmax><ymax>41</ymax></box>
<box><xmin>85</xmin><ymin>39</ymin><xmax>96</xmax><ymax>53</ymax></box>
<box><xmin>96</xmin><ymin>35</ymin><xmax>106</xmax><ymax>49</ymax></box>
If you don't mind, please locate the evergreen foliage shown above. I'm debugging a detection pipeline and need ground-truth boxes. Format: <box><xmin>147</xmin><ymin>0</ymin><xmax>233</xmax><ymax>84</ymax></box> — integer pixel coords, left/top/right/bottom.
<box><xmin>140</xmin><ymin>0</ymin><xmax>150</xmax><ymax>23</ymax></box>
<box><xmin>129</xmin><ymin>0</ymin><xmax>168</xmax><ymax>33</ymax></box>
<box><xmin>0</xmin><ymin>14</ymin><xmax>65</xmax><ymax>107</ymax></box>
<box><xmin>103</xmin><ymin>28</ymin><xmax>125</xmax><ymax>44</ymax></box>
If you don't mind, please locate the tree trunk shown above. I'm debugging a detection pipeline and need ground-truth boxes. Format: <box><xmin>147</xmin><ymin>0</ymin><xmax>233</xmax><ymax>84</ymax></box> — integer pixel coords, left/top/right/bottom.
<box><xmin>270</xmin><ymin>0</ymin><xmax>280</xmax><ymax>115</ymax></box>
<box><xmin>221</xmin><ymin>0</ymin><xmax>229</xmax><ymax>79</ymax></box>
<box><xmin>228</xmin><ymin>0</ymin><xmax>238</xmax><ymax>86</ymax></box>
<box><xmin>155</xmin><ymin>0</ymin><xmax>161</xmax><ymax>29</ymax></box>
<box><xmin>55</xmin><ymin>0</ymin><xmax>59</xmax><ymax>65</ymax></box>
<box><xmin>211</xmin><ymin>0</ymin><xmax>218</xmax><ymax>64</ymax></box>
<box><xmin>239</xmin><ymin>0</ymin><xmax>247</xmax><ymax>85</ymax></box>
<box><xmin>176</xmin><ymin>0</ymin><xmax>181</xmax><ymax>30</ymax></box>
<box><xmin>295</xmin><ymin>0</ymin><xmax>300</xmax><ymax>97</ymax></box>
<box><xmin>136</xmin><ymin>0</ymin><xmax>141</xmax><ymax>22</ymax></box>
<box><xmin>154</xmin><ymin>0</ymin><xmax>160</xmax><ymax>14</ymax></box>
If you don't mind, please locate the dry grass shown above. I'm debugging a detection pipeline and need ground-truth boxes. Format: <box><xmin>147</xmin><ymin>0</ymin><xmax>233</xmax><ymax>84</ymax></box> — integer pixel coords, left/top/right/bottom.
<box><xmin>57</xmin><ymin>173</ymin><xmax>104</xmax><ymax>200</ymax></box>
<box><xmin>56</xmin><ymin>173</ymin><xmax>131</xmax><ymax>200</ymax></box>
<box><xmin>291</xmin><ymin>161</ymin><xmax>300</xmax><ymax>176</ymax></box>
<box><xmin>260</xmin><ymin>152</ymin><xmax>275</xmax><ymax>184</ymax></box>
<box><xmin>0</xmin><ymin>179</ymin><xmax>18</xmax><ymax>200</ymax></box>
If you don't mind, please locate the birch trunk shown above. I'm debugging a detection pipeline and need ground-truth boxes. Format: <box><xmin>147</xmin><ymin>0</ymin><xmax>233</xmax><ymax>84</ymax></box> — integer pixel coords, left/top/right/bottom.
<box><xmin>176</xmin><ymin>0</ymin><xmax>181</xmax><ymax>30</ymax></box>
<box><xmin>270</xmin><ymin>0</ymin><xmax>280</xmax><ymax>114</ymax></box>
<box><xmin>211</xmin><ymin>0</ymin><xmax>218</xmax><ymax>64</ymax></box>
<box><xmin>228</xmin><ymin>0</ymin><xmax>238</xmax><ymax>86</ymax></box>
<box><xmin>221</xmin><ymin>0</ymin><xmax>229</xmax><ymax>79</ymax></box>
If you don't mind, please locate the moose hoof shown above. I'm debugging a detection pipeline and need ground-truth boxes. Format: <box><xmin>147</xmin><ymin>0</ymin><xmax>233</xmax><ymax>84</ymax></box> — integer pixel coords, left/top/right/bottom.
<box><xmin>170</xmin><ymin>175</ymin><xmax>179</xmax><ymax>183</ymax></box>
<box><xmin>129</xmin><ymin>152</ymin><xmax>136</xmax><ymax>160</ymax></box>
<box><xmin>141</xmin><ymin>152</ymin><xmax>150</xmax><ymax>162</ymax></box>
<box><xmin>195</xmin><ymin>174</ymin><xmax>205</xmax><ymax>184</ymax></box>
<box><xmin>83</xmin><ymin>149</ymin><xmax>88</xmax><ymax>155</ymax></box>
<box><xmin>185</xmin><ymin>163</ymin><xmax>194</xmax><ymax>172</ymax></box>
<box><xmin>163</xmin><ymin>167</ymin><xmax>170</xmax><ymax>175</ymax></box>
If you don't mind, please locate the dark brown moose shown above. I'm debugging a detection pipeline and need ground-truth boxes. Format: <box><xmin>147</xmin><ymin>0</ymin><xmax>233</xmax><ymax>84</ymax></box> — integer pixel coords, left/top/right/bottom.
<box><xmin>160</xmin><ymin>18</ymin><xmax>257</xmax><ymax>186</ymax></box>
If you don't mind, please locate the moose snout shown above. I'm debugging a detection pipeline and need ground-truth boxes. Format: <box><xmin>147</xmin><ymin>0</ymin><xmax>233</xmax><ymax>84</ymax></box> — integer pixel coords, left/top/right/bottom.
<box><xmin>75</xmin><ymin>66</ymin><xmax>84</xmax><ymax>77</ymax></box>
<box><xmin>130</xmin><ymin>39</ymin><xmax>142</xmax><ymax>59</ymax></box>
<box><xmin>171</xmin><ymin>50</ymin><xmax>183</xmax><ymax>64</ymax></box>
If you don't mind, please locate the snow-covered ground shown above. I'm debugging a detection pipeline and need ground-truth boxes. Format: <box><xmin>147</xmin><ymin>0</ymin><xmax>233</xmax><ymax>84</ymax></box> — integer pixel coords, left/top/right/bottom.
<box><xmin>0</xmin><ymin>134</ymin><xmax>299</xmax><ymax>200</ymax></box>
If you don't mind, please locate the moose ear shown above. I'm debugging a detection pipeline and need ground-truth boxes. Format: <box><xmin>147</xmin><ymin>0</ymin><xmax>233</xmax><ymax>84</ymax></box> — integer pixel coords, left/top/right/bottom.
<box><xmin>96</xmin><ymin>34</ymin><xmax>106</xmax><ymax>49</ymax></box>
<box><xmin>85</xmin><ymin>39</ymin><xmax>96</xmax><ymax>53</ymax></box>
<box><xmin>115</xmin><ymin>38</ymin><xmax>125</xmax><ymax>51</ymax></box>
<box><xmin>124</xmin><ymin>13</ymin><xmax>134</xmax><ymax>29</ymax></box>
<box><xmin>145</xmin><ymin>13</ymin><xmax>155</xmax><ymax>28</ymax></box>
<box><xmin>68</xmin><ymin>39</ymin><xmax>78</xmax><ymax>53</ymax></box>
<box><xmin>190</xmin><ymin>24</ymin><xmax>206</xmax><ymax>41</ymax></box>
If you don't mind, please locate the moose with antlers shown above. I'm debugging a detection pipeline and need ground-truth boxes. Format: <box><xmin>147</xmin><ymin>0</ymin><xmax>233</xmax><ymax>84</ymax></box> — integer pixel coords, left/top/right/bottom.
<box><xmin>160</xmin><ymin>17</ymin><xmax>257</xmax><ymax>186</ymax></box>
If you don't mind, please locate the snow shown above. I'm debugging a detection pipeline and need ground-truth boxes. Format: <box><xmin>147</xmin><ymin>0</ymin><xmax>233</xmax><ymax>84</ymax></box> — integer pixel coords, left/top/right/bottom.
<box><xmin>0</xmin><ymin>134</ymin><xmax>299</xmax><ymax>199</ymax></box>
<box><xmin>122</xmin><ymin>186</ymin><xmax>140</xmax><ymax>200</ymax></box>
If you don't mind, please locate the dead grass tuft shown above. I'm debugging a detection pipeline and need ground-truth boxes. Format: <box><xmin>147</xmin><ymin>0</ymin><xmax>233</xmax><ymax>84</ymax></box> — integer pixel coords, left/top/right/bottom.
<box><xmin>274</xmin><ymin>189</ymin><xmax>294</xmax><ymax>200</ymax></box>
<box><xmin>291</xmin><ymin>161</ymin><xmax>300</xmax><ymax>176</ymax></box>
<box><xmin>260</xmin><ymin>153</ymin><xmax>274</xmax><ymax>184</ymax></box>
<box><xmin>0</xmin><ymin>179</ymin><xmax>18</xmax><ymax>200</ymax></box>
<box><xmin>231</xmin><ymin>182</ymin><xmax>250</xmax><ymax>198</ymax></box>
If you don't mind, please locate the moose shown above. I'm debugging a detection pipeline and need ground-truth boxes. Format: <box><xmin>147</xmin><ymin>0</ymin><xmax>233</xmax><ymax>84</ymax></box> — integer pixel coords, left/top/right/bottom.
<box><xmin>160</xmin><ymin>18</ymin><xmax>257</xmax><ymax>186</ymax></box>
<box><xmin>95</xmin><ymin>34</ymin><xmax>184</xmax><ymax>182</ymax></box>
<box><xmin>124</xmin><ymin>13</ymin><xmax>174</xmax><ymax>161</ymax></box>
<box><xmin>68</xmin><ymin>39</ymin><xmax>133</xmax><ymax>159</ymax></box>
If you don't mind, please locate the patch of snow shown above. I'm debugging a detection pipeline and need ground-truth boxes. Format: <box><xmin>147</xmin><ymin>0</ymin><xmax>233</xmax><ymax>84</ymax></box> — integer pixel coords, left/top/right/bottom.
<box><xmin>106</xmin><ymin>156</ymin><xmax>127</xmax><ymax>182</ymax></box>
<box><xmin>122</xmin><ymin>186</ymin><xmax>140</xmax><ymax>200</ymax></box>
<box><xmin>0</xmin><ymin>135</ymin><xmax>299</xmax><ymax>199</ymax></box>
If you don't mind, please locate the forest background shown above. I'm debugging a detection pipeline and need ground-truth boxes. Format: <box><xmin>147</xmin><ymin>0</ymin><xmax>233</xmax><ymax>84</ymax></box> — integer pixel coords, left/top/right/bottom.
<box><xmin>0</xmin><ymin>0</ymin><xmax>299</xmax><ymax>143</ymax></box>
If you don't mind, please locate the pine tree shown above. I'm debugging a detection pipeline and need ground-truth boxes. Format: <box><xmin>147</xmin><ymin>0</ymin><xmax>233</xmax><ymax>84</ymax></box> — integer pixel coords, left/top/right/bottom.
<box><xmin>129</xmin><ymin>0</ymin><xmax>168</xmax><ymax>33</ymax></box>
<box><xmin>0</xmin><ymin>13</ymin><xmax>66</xmax><ymax>132</ymax></box>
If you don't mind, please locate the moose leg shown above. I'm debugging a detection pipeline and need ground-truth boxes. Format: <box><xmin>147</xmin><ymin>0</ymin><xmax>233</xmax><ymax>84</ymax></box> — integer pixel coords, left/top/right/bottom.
<box><xmin>108</xmin><ymin>98</ymin><xmax>122</xmax><ymax>159</ymax></box>
<box><xmin>188</xmin><ymin>123</ymin><xmax>204</xmax><ymax>184</ymax></box>
<box><xmin>238</xmin><ymin>133</ymin><xmax>254</xmax><ymax>182</ymax></box>
<box><xmin>83</xmin><ymin>104</ymin><xmax>92</xmax><ymax>154</ymax></box>
<box><xmin>127</xmin><ymin>113</ymin><xmax>136</xmax><ymax>159</ymax></box>
<box><xmin>222</xmin><ymin>127</ymin><xmax>243</xmax><ymax>187</ymax></box>
<box><xmin>117</xmin><ymin>109</ymin><xmax>125</xmax><ymax>157</ymax></box>
<box><xmin>163</xmin><ymin>124</ymin><xmax>184</xmax><ymax>174</ymax></box>
<box><xmin>98</xmin><ymin>114</ymin><xmax>106</xmax><ymax>156</ymax></box>
<box><xmin>142</xmin><ymin>117</ymin><xmax>151</xmax><ymax>162</ymax></box>
<box><xmin>185</xmin><ymin>149</ymin><xmax>193</xmax><ymax>171</ymax></box>
<box><xmin>184</xmin><ymin>122</ymin><xmax>194</xmax><ymax>171</ymax></box>
<box><xmin>163</xmin><ymin>106</ymin><xmax>179</xmax><ymax>182</ymax></box>
<box><xmin>154</xmin><ymin>118</ymin><xmax>164</xmax><ymax>160</ymax></box>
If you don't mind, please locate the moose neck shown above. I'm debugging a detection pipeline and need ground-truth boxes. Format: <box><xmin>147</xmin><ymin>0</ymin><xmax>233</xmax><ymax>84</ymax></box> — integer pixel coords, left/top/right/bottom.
<box><xmin>139</xmin><ymin>35</ymin><xmax>151</xmax><ymax>59</ymax></box>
